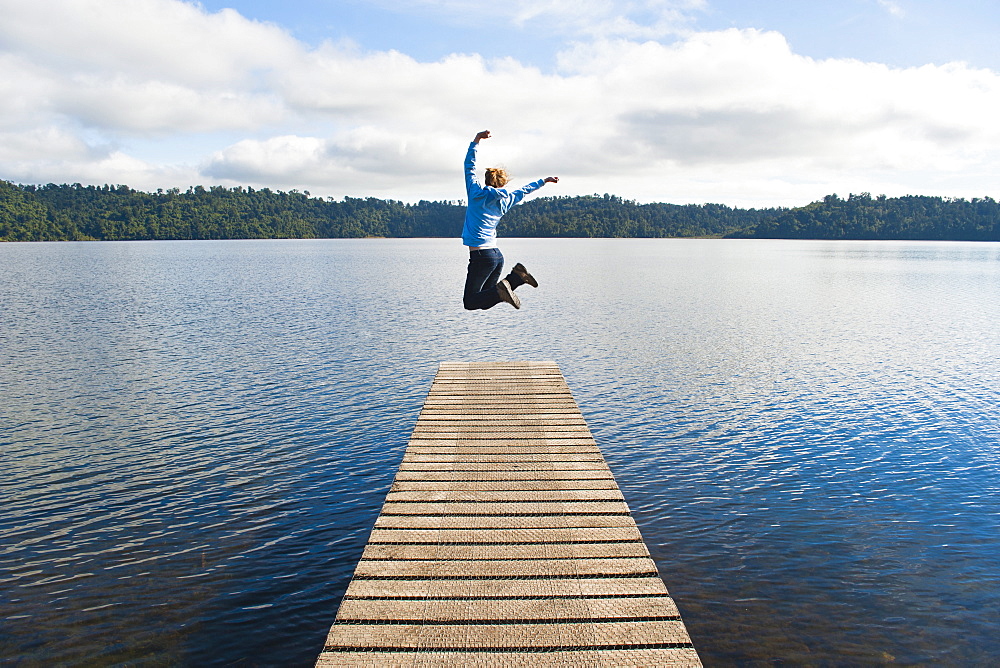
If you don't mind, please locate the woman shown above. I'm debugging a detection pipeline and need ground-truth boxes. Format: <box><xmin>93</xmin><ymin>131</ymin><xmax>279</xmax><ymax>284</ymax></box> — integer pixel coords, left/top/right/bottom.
<box><xmin>462</xmin><ymin>129</ymin><xmax>559</xmax><ymax>310</ymax></box>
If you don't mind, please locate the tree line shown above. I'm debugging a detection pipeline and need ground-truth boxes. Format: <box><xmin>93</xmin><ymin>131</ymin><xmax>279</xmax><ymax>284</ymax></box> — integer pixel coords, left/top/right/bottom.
<box><xmin>2</xmin><ymin>180</ymin><xmax>999</xmax><ymax>242</ymax></box>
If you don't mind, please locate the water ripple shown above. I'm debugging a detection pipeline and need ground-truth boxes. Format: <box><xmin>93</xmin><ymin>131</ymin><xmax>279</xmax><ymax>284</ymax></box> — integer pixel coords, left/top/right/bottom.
<box><xmin>2</xmin><ymin>239</ymin><xmax>999</xmax><ymax>665</ymax></box>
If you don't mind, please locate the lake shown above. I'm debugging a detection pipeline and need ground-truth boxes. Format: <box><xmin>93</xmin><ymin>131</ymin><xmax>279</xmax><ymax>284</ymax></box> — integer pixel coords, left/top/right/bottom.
<box><xmin>2</xmin><ymin>238</ymin><xmax>999</xmax><ymax>665</ymax></box>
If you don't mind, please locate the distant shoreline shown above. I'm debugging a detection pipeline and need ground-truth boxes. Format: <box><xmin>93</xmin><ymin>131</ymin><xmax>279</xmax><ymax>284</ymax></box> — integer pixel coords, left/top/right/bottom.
<box><xmin>3</xmin><ymin>181</ymin><xmax>999</xmax><ymax>242</ymax></box>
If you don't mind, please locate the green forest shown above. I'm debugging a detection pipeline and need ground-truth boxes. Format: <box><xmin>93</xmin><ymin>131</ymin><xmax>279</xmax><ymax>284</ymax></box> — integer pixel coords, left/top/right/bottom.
<box><xmin>2</xmin><ymin>180</ymin><xmax>999</xmax><ymax>241</ymax></box>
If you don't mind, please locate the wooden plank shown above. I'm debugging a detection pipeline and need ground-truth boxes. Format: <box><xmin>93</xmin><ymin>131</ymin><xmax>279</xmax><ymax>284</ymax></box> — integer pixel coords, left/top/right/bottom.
<box><xmin>372</xmin><ymin>515</ymin><xmax>642</xmax><ymax>529</ymax></box>
<box><xmin>388</xmin><ymin>480</ymin><xmax>622</xmax><ymax>491</ymax></box>
<box><xmin>360</xmin><ymin>542</ymin><xmax>653</xmax><ymax>560</ymax></box>
<box><xmin>341</xmin><ymin>576</ymin><xmax>674</xmax><ymax>599</ymax></box>
<box><xmin>334</xmin><ymin>594</ymin><xmax>679</xmax><ymax>620</ymax></box>
<box><xmin>316</xmin><ymin>361</ymin><xmax>701</xmax><ymax>667</ymax></box>
<box><xmin>383</xmin><ymin>489</ymin><xmax>625</xmax><ymax>501</ymax></box>
<box><xmin>322</xmin><ymin>620</ymin><xmax>693</xmax><ymax>649</ymax></box>
<box><xmin>391</xmin><ymin>470</ymin><xmax>616</xmax><ymax>481</ymax></box>
<box><xmin>366</xmin><ymin>526</ymin><xmax>645</xmax><ymax>543</ymax></box>
<box><xmin>318</xmin><ymin>649</ymin><xmax>702</xmax><ymax>667</ymax></box>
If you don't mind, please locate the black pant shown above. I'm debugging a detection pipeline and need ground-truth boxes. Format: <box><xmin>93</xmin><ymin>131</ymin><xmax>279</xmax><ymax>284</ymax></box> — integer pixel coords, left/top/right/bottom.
<box><xmin>463</xmin><ymin>248</ymin><xmax>524</xmax><ymax>310</ymax></box>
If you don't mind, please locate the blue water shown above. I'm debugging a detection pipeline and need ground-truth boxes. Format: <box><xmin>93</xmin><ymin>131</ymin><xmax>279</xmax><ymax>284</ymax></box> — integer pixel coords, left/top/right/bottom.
<box><xmin>2</xmin><ymin>238</ymin><xmax>998</xmax><ymax>665</ymax></box>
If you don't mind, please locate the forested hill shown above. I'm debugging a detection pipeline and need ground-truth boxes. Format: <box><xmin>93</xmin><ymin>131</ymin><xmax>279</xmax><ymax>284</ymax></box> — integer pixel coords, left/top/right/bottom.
<box><xmin>2</xmin><ymin>180</ymin><xmax>999</xmax><ymax>241</ymax></box>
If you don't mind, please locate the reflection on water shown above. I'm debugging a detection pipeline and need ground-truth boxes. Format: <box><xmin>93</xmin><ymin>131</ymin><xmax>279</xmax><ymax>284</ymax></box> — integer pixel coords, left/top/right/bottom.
<box><xmin>2</xmin><ymin>238</ymin><xmax>999</xmax><ymax>665</ymax></box>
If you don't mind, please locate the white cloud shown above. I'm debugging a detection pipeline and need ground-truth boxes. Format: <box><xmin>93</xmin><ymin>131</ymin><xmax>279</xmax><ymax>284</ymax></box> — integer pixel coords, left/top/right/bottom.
<box><xmin>0</xmin><ymin>0</ymin><xmax>299</xmax><ymax>85</ymax></box>
<box><xmin>4</xmin><ymin>148</ymin><xmax>198</xmax><ymax>191</ymax></box>
<box><xmin>203</xmin><ymin>129</ymin><xmax>465</xmax><ymax>200</ymax></box>
<box><xmin>554</xmin><ymin>31</ymin><xmax>1000</xmax><ymax>170</ymax></box>
<box><xmin>877</xmin><ymin>0</ymin><xmax>906</xmax><ymax>18</ymax></box>
<box><xmin>62</xmin><ymin>76</ymin><xmax>287</xmax><ymax>133</ymax></box>
<box><xmin>0</xmin><ymin>0</ymin><xmax>295</xmax><ymax>135</ymax></box>
<box><xmin>0</xmin><ymin>126</ymin><xmax>96</xmax><ymax>164</ymax></box>
<box><xmin>2</xmin><ymin>0</ymin><xmax>1000</xmax><ymax>206</ymax></box>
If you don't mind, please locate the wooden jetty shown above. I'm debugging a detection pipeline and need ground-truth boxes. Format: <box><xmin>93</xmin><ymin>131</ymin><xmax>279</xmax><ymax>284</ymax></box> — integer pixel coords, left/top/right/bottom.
<box><xmin>317</xmin><ymin>361</ymin><xmax>701</xmax><ymax>667</ymax></box>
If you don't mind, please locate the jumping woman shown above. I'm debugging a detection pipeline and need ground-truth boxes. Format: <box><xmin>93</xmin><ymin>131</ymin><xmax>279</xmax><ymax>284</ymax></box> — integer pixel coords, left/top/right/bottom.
<box><xmin>462</xmin><ymin>130</ymin><xmax>559</xmax><ymax>310</ymax></box>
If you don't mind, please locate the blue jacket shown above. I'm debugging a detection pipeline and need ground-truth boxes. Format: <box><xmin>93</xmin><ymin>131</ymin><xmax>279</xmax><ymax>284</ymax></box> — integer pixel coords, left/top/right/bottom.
<box><xmin>462</xmin><ymin>141</ymin><xmax>545</xmax><ymax>247</ymax></box>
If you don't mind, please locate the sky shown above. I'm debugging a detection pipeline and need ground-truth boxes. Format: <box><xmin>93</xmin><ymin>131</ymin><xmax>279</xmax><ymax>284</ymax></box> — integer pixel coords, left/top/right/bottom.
<box><xmin>2</xmin><ymin>0</ymin><xmax>1000</xmax><ymax>207</ymax></box>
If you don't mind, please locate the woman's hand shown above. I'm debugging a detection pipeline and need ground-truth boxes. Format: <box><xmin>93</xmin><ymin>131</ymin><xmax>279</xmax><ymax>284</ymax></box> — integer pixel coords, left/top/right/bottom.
<box><xmin>544</xmin><ymin>176</ymin><xmax>559</xmax><ymax>184</ymax></box>
<box><xmin>474</xmin><ymin>130</ymin><xmax>491</xmax><ymax>143</ymax></box>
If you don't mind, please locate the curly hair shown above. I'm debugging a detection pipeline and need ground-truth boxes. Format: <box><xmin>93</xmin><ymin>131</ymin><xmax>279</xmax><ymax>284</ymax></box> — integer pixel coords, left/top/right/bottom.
<box><xmin>484</xmin><ymin>167</ymin><xmax>510</xmax><ymax>188</ymax></box>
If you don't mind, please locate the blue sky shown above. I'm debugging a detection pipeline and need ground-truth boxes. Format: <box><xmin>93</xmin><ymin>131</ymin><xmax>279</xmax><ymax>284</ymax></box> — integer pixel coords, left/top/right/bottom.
<box><xmin>2</xmin><ymin>0</ymin><xmax>999</xmax><ymax>206</ymax></box>
<box><xmin>198</xmin><ymin>0</ymin><xmax>1000</xmax><ymax>71</ymax></box>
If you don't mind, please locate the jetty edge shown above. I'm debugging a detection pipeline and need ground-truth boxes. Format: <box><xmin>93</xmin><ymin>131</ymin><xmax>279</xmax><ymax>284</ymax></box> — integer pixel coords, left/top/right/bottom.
<box><xmin>316</xmin><ymin>360</ymin><xmax>702</xmax><ymax>667</ymax></box>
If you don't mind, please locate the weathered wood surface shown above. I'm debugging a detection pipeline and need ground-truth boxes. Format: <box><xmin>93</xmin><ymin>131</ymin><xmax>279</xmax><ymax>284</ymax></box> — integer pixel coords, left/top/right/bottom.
<box><xmin>317</xmin><ymin>361</ymin><xmax>701</xmax><ymax>667</ymax></box>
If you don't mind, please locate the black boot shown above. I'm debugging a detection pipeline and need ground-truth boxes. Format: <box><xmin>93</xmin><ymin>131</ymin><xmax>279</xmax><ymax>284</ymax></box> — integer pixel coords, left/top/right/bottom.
<box><xmin>510</xmin><ymin>262</ymin><xmax>538</xmax><ymax>288</ymax></box>
<box><xmin>497</xmin><ymin>279</ymin><xmax>521</xmax><ymax>309</ymax></box>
